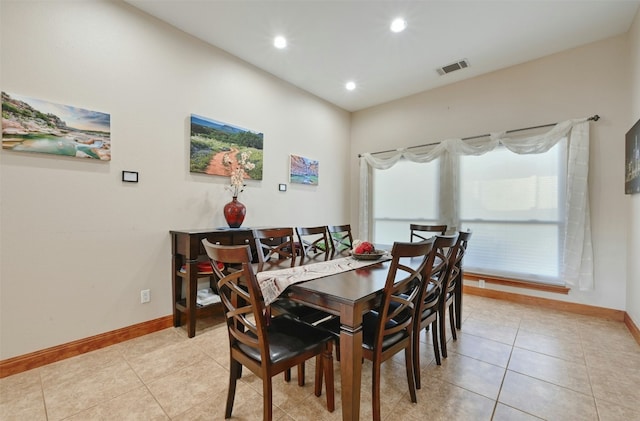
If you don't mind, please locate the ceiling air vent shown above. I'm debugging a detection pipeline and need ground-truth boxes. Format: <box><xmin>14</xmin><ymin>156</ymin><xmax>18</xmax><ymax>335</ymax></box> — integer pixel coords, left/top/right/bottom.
<box><xmin>437</xmin><ymin>59</ymin><xmax>470</xmax><ymax>76</ymax></box>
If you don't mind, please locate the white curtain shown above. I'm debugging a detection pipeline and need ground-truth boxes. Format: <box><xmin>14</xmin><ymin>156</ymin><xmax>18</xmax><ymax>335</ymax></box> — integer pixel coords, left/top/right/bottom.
<box><xmin>358</xmin><ymin>118</ymin><xmax>594</xmax><ymax>290</ymax></box>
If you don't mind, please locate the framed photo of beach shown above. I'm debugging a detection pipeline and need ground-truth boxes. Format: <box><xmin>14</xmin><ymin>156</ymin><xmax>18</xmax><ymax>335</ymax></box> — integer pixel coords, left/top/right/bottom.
<box><xmin>289</xmin><ymin>154</ymin><xmax>319</xmax><ymax>185</ymax></box>
<box><xmin>1</xmin><ymin>92</ymin><xmax>111</xmax><ymax>160</ymax></box>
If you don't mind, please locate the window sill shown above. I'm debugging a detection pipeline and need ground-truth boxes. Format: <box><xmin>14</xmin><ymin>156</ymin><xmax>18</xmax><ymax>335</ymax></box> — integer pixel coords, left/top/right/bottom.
<box><xmin>465</xmin><ymin>272</ymin><xmax>570</xmax><ymax>295</ymax></box>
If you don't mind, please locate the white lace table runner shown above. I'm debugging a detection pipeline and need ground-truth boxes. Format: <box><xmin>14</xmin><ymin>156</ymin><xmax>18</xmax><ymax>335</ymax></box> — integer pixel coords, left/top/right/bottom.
<box><xmin>256</xmin><ymin>255</ymin><xmax>391</xmax><ymax>306</ymax></box>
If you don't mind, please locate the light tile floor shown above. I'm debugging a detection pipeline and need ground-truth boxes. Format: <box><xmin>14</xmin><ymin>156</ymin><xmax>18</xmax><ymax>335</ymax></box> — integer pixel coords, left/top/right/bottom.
<box><xmin>2</xmin><ymin>295</ymin><xmax>640</xmax><ymax>420</ymax></box>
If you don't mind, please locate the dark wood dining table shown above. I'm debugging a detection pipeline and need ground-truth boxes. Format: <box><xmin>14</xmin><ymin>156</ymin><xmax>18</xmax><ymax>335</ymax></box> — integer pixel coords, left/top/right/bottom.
<box><xmin>256</xmin><ymin>254</ymin><xmax>391</xmax><ymax>421</ymax></box>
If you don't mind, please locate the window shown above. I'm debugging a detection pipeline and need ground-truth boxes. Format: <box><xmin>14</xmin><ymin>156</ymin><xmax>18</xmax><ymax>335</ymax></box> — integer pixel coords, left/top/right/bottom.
<box><xmin>460</xmin><ymin>141</ymin><xmax>567</xmax><ymax>284</ymax></box>
<box><xmin>372</xmin><ymin>159</ymin><xmax>438</xmax><ymax>246</ymax></box>
<box><xmin>371</xmin><ymin>140</ymin><xmax>568</xmax><ymax>285</ymax></box>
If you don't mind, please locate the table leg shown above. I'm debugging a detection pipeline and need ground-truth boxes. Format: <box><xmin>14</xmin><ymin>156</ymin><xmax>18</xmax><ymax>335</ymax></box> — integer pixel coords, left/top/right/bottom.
<box><xmin>340</xmin><ymin>318</ymin><xmax>363</xmax><ymax>421</ymax></box>
<box><xmin>172</xmin><ymin>257</ymin><xmax>182</xmax><ymax>328</ymax></box>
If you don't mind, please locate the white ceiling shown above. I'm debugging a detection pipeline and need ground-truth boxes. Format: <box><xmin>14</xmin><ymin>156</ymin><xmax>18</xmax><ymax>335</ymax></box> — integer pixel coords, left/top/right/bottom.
<box><xmin>125</xmin><ymin>0</ymin><xmax>640</xmax><ymax>112</ymax></box>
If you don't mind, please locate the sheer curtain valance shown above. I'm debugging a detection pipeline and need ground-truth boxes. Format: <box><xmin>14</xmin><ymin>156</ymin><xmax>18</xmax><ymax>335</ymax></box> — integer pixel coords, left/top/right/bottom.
<box><xmin>359</xmin><ymin>118</ymin><xmax>593</xmax><ymax>290</ymax></box>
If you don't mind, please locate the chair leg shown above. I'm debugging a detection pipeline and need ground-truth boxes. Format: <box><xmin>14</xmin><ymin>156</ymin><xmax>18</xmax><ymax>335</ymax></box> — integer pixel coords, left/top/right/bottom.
<box><xmin>439</xmin><ymin>309</ymin><xmax>448</xmax><ymax>358</ymax></box>
<box><xmin>298</xmin><ymin>363</ymin><xmax>305</xmax><ymax>386</ymax></box>
<box><xmin>432</xmin><ymin>319</ymin><xmax>441</xmax><ymax>366</ymax></box>
<box><xmin>405</xmin><ymin>345</ymin><xmax>417</xmax><ymax>403</ymax></box>
<box><xmin>284</xmin><ymin>368</ymin><xmax>291</xmax><ymax>382</ymax></box>
<box><xmin>372</xmin><ymin>357</ymin><xmax>382</xmax><ymax>421</ymax></box>
<box><xmin>263</xmin><ymin>377</ymin><xmax>273</xmax><ymax>421</ymax></box>
<box><xmin>323</xmin><ymin>342</ymin><xmax>335</xmax><ymax>412</ymax></box>
<box><xmin>412</xmin><ymin>325</ymin><xmax>422</xmax><ymax>390</ymax></box>
<box><xmin>314</xmin><ymin>355</ymin><xmax>323</xmax><ymax>397</ymax></box>
<box><xmin>449</xmin><ymin>303</ymin><xmax>457</xmax><ymax>340</ymax></box>
<box><xmin>225</xmin><ymin>359</ymin><xmax>241</xmax><ymax>419</ymax></box>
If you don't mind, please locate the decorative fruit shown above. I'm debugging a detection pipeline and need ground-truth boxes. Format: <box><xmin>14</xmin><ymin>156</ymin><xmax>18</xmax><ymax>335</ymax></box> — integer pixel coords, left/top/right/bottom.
<box><xmin>354</xmin><ymin>241</ymin><xmax>375</xmax><ymax>254</ymax></box>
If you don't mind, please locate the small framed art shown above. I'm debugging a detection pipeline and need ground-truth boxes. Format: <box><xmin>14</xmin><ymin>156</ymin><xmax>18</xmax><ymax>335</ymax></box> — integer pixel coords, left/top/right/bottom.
<box><xmin>289</xmin><ymin>154</ymin><xmax>318</xmax><ymax>185</ymax></box>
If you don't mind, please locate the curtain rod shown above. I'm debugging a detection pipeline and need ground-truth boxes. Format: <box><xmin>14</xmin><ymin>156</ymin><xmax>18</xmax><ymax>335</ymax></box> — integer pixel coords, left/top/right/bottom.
<box><xmin>358</xmin><ymin>114</ymin><xmax>600</xmax><ymax>158</ymax></box>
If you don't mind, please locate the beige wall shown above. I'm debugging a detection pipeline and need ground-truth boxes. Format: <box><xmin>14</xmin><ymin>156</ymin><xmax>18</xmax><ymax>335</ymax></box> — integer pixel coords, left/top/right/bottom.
<box><xmin>350</xmin><ymin>33</ymin><xmax>633</xmax><ymax>311</ymax></box>
<box><xmin>628</xmin><ymin>9</ymin><xmax>640</xmax><ymax>327</ymax></box>
<box><xmin>0</xmin><ymin>1</ymin><xmax>351</xmax><ymax>359</ymax></box>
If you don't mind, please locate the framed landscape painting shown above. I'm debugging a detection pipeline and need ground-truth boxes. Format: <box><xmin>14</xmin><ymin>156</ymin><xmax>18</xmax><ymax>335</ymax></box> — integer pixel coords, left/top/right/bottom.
<box><xmin>189</xmin><ymin>114</ymin><xmax>263</xmax><ymax>180</ymax></box>
<box><xmin>2</xmin><ymin>92</ymin><xmax>110</xmax><ymax>160</ymax></box>
<box><xmin>625</xmin><ymin>118</ymin><xmax>640</xmax><ymax>195</ymax></box>
<box><xmin>289</xmin><ymin>154</ymin><xmax>319</xmax><ymax>185</ymax></box>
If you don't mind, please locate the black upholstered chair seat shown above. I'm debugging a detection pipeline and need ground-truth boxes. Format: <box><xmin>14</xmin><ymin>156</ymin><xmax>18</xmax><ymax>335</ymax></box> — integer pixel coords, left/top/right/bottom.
<box><xmin>361</xmin><ymin>311</ymin><xmax>408</xmax><ymax>351</ymax></box>
<box><xmin>238</xmin><ymin>316</ymin><xmax>334</xmax><ymax>364</ymax></box>
<box><xmin>318</xmin><ymin>309</ymin><xmax>409</xmax><ymax>352</ymax></box>
<box><xmin>271</xmin><ymin>298</ymin><xmax>333</xmax><ymax>325</ymax></box>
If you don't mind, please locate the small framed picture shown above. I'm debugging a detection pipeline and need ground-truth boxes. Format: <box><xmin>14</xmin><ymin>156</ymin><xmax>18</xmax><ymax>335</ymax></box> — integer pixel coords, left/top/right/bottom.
<box><xmin>278</xmin><ymin>183</ymin><xmax>287</xmax><ymax>192</ymax></box>
<box><xmin>122</xmin><ymin>171</ymin><xmax>139</xmax><ymax>183</ymax></box>
<box><xmin>289</xmin><ymin>154</ymin><xmax>318</xmax><ymax>185</ymax></box>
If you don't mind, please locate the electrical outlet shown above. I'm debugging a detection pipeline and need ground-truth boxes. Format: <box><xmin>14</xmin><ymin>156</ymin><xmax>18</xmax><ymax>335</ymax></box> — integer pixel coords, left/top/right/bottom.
<box><xmin>479</xmin><ymin>279</ymin><xmax>486</xmax><ymax>288</ymax></box>
<box><xmin>141</xmin><ymin>289</ymin><xmax>151</xmax><ymax>303</ymax></box>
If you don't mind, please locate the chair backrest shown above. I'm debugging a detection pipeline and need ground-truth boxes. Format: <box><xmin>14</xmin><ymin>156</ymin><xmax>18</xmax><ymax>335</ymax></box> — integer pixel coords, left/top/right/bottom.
<box><xmin>253</xmin><ymin>227</ymin><xmax>297</xmax><ymax>266</ymax></box>
<box><xmin>201</xmin><ymin>241</ymin><xmax>270</xmax><ymax>362</ymax></box>
<box><xmin>416</xmin><ymin>234</ymin><xmax>458</xmax><ymax>317</ymax></box>
<box><xmin>295</xmin><ymin>226</ymin><xmax>332</xmax><ymax>262</ymax></box>
<box><xmin>444</xmin><ymin>230</ymin><xmax>472</xmax><ymax>296</ymax></box>
<box><xmin>410</xmin><ymin>224</ymin><xmax>448</xmax><ymax>242</ymax></box>
<box><xmin>327</xmin><ymin>224</ymin><xmax>353</xmax><ymax>254</ymax></box>
<box><xmin>374</xmin><ymin>240</ymin><xmax>434</xmax><ymax>351</ymax></box>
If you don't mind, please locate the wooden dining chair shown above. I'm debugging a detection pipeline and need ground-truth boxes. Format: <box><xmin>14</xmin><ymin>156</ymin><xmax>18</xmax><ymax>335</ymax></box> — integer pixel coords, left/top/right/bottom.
<box><xmin>253</xmin><ymin>227</ymin><xmax>310</xmax><ymax>383</ymax></box>
<box><xmin>295</xmin><ymin>226</ymin><xmax>333</xmax><ymax>263</ymax></box>
<box><xmin>439</xmin><ymin>229</ymin><xmax>472</xmax><ymax>358</ymax></box>
<box><xmin>271</xmin><ymin>226</ymin><xmax>335</xmax><ymax>326</ymax></box>
<box><xmin>412</xmin><ymin>234</ymin><xmax>458</xmax><ymax>388</ymax></box>
<box><xmin>318</xmin><ymin>240</ymin><xmax>433</xmax><ymax>421</ymax></box>
<box><xmin>409</xmin><ymin>223</ymin><xmax>447</xmax><ymax>242</ymax></box>
<box><xmin>327</xmin><ymin>224</ymin><xmax>353</xmax><ymax>255</ymax></box>
<box><xmin>201</xmin><ymin>241</ymin><xmax>335</xmax><ymax>420</ymax></box>
<box><xmin>253</xmin><ymin>227</ymin><xmax>297</xmax><ymax>267</ymax></box>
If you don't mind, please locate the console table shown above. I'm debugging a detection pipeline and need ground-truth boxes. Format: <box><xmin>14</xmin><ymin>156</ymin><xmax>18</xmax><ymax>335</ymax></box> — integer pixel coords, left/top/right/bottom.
<box><xmin>170</xmin><ymin>228</ymin><xmax>256</xmax><ymax>337</ymax></box>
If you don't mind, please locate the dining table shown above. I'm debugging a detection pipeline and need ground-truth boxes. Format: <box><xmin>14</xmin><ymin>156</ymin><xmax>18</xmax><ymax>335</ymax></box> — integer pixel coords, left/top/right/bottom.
<box><xmin>255</xmin><ymin>252</ymin><xmax>392</xmax><ymax>421</ymax></box>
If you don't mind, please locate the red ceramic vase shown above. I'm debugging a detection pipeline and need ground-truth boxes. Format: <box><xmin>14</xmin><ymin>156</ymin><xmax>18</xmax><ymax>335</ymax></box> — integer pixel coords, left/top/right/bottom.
<box><xmin>223</xmin><ymin>197</ymin><xmax>246</xmax><ymax>228</ymax></box>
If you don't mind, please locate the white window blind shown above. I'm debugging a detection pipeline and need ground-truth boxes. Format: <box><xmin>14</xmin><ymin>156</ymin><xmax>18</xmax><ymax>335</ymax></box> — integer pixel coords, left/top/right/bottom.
<box><xmin>459</xmin><ymin>141</ymin><xmax>567</xmax><ymax>284</ymax></box>
<box><xmin>372</xmin><ymin>159</ymin><xmax>438</xmax><ymax>246</ymax></box>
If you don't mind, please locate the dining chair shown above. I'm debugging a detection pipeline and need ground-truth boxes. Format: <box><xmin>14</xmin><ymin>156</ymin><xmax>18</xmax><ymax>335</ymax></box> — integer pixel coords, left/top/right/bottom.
<box><xmin>318</xmin><ymin>240</ymin><xmax>433</xmax><ymax>421</ymax></box>
<box><xmin>327</xmin><ymin>224</ymin><xmax>353</xmax><ymax>255</ymax></box>
<box><xmin>412</xmin><ymin>234</ymin><xmax>458</xmax><ymax>388</ymax></box>
<box><xmin>253</xmin><ymin>227</ymin><xmax>310</xmax><ymax>383</ymax></box>
<box><xmin>409</xmin><ymin>223</ymin><xmax>447</xmax><ymax>242</ymax></box>
<box><xmin>439</xmin><ymin>229</ymin><xmax>472</xmax><ymax>358</ymax></box>
<box><xmin>295</xmin><ymin>226</ymin><xmax>333</xmax><ymax>263</ymax></box>
<box><xmin>271</xmin><ymin>226</ymin><xmax>335</xmax><ymax>326</ymax></box>
<box><xmin>253</xmin><ymin>227</ymin><xmax>297</xmax><ymax>267</ymax></box>
<box><xmin>201</xmin><ymin>240</ymin><xmax>335</xmax><ymax>420</ymax></box>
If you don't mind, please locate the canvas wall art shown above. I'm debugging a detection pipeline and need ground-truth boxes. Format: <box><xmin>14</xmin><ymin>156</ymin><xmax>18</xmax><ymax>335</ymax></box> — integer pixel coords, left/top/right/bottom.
<box><xmin>2</xmin><ymin>92</ymin><xmax>111</xmax><ymax>160</ymax></box>
<box><xmin>189</xmin><ymin>114</ymin><xmax>263</xmax><ymax>181</ymax></box>
<box><xmin>289</xmin><ymin>154</ymin><xmax>319</xmax><ymax>185</ymax></box>
<box><xmin>626</xmin><ymin>118</ymin><xmax>640</xmax><ymax>195</ymax></box>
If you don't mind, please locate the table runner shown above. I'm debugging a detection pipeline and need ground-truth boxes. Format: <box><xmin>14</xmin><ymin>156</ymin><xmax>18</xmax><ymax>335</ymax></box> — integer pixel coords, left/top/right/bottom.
<box><xmin>256</xmin><ymin>255</ymin><xmax>391</xmax><ymax>306</ymax></box>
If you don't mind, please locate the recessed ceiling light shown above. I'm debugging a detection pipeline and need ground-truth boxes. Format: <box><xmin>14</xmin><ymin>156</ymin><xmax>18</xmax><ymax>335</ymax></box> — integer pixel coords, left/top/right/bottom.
<box><xmin>345</xmin><ymin>81</ymin><xmax>356</xmax><ymax>91</ymax></box>
<box><xmin>390</xmin><ymin>18</ymin><xmax>407</xmax><ymax>33</ymax></box>
<box><xmin>274</xmin><ymin>35</ymin><xmax>287</xmax><ymax>49</ymax></box>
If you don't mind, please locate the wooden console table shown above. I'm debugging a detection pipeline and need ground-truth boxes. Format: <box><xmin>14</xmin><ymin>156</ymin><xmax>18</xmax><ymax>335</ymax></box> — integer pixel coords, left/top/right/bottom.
<box><xmin>170</xmin><ymin>228</ymin><xmax>255</xmax><ymax>337</ymax></box>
